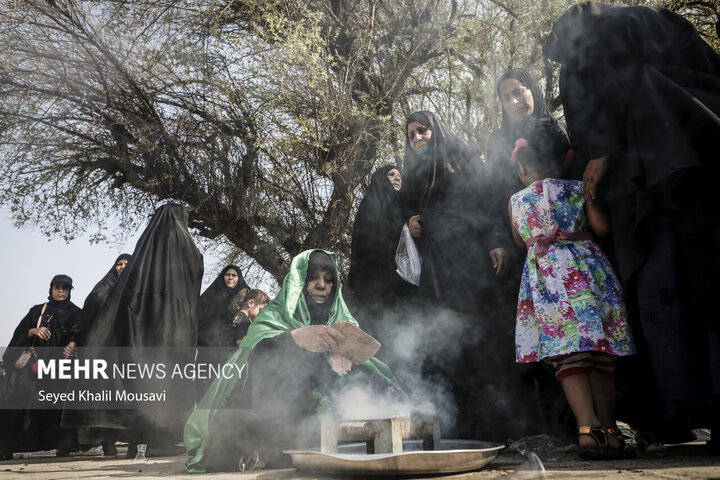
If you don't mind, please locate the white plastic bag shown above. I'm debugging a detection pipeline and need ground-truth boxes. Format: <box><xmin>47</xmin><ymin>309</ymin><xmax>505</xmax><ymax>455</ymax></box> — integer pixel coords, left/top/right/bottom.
<box><xmin>395</xmin><ymin>223</ymin><xmax>422</xmax><ymax>286</ymax></box>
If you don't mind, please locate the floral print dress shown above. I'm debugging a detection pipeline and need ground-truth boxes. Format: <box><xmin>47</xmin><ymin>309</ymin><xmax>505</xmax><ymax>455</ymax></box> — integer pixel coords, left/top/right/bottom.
<box><xmin>510</xmin><ymin>179</ymin><xmax>635</xmax><ymax>362</ymax></box>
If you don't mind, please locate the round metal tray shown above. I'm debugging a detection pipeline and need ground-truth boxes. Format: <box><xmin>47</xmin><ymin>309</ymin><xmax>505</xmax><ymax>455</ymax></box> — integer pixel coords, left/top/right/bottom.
<box><xmin>284</xmin><ymin>439</ymin><xmax>504</xmax><ymax>475</ymax></box>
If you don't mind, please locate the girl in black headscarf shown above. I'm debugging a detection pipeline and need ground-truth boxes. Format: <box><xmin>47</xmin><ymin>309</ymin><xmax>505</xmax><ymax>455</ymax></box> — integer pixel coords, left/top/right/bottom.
<box><xmin>544</xmin><ymin>1</ymin><xmax>720</xmax><ymax>446</ymax></box>
<box><xmin>346</xmin><ymin>165</ymin><xmax>411</xmax><ymax>339</ymax></box>
<box><xmin>0</xmin><ymin>275</ymin><xmax>82</xmax><ymax>458</ymax></box>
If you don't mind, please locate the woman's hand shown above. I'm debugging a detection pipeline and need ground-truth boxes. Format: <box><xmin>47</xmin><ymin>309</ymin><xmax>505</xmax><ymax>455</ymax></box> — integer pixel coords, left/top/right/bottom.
<box><xmin>290</xmin><ymin>325</ymin><xmax>346</xmax><ymax>353</ymax></box>
<box><xmin>583</xmin><ymin>156</ymin><xmax>608</xmax><ymax>202</ymax></box>
<box><xmin>29</xmin><ymin>327</ymin><xmax>51</xmax><ymax>341</ymax></box>
<box><xmin>408</xmin><ymin>215</ymin><xmax>423</xmax><ymax>238</ymax></box>
<box><xmin>63</xmin><ymin>341</ymin><xmax>76</xmax><ymax>359</ymax></box>
<box><xmin>489</xmin><ymin>248</ymin><xmax>509</xmax><ymax>276</ymax></box>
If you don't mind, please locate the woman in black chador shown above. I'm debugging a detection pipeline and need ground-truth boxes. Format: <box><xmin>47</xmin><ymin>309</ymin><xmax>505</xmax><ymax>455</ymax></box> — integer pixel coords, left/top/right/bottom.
<box><xmin>0</xmin><ymin>275</ymin><xmax>82</xmax><ymax>458</ymax></box>
<box><xmin>487</xmin><ymin>70</ymin><xmax>578</xmax><ymax>442</ymax></box>
<box><xmin>73</xmin><ymin>203</ymin><xmax>204</xmax><ymax>456</ymax></box>
<box><xmin>544</xmin><ymin>1</ymin><xmax>720</xmax><ymax>447</ymax></box>
<box><xmin>345</xmin><ymin>165</ymin><xmax>411</xmax><ymax>341</ymax></box>
<box><xmin>195</xmin><ymin>265</ymin><xmax>247</xmax><ymax>400</ymax></box>
<box><xmin>486</xmin><ymin>67</ymin><xmax>572</xmax><ymax>359</ymax></box>
<box><xmin>399</xmin><ymin>112</ymin><xmax>546</xmax><ymax>442</ymax></box>
<box><xmin>197</xmin><ymin>265</ymin><xmax>247</xmax><ymax>346</ymax></box>
<box><xmin>488</xmin><ymin>68</ymin><xmax>571</xmax><ymax>222</ymax></box>
<box><xmin>81</xmin><ymin>254</ymin><xmax>131</xmax><ymax>327</ymax></box>
<box><xmin>401</xmin><ymin>111</ymin><xmax>509</xmax><ymax>312</ymax></box>
<box><xmin>74</xmin><ymin>254</ymin><xmax>132</xmax><ymax>346</ymax></box>
<box><xmin>70</xmin><ymin>253</ymin><xmax>131</xmax><ymax>455</ymax></box>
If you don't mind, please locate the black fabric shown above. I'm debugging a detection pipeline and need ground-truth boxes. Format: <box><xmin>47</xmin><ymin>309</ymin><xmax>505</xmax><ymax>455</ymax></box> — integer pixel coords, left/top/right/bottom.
<box><xmin>543</xmin><ymin>1</ymin><xmax>720</xmax><ymax>290</ymax></box>
<box><xmin>345</xmin><ymin>165</ymin><xmax>412</xmax><ymax>339</ymax></box>
<box><xmin>197</xmin><ymin>265</ymin><xmax>247</xmax><ymax>348</ymax></box>
<box><xmin>347</xmin><ymin>165</ymin><xmax>403</xmax><ymax>297</ymax></box>
<box><xmin>617</xmin><ymin>216</ymin><xmax>720</xmax><ymax>436</ymax></box>
<box><xmin>74</xmin><ymin>254</ymin><xmax>132</xmax><ymax>345</ymax></box>
<box><xmin>401</xmin><ymin>112</ymin><xmax>487</xmax><ymax>218</ymax></box>
<box><xmin>225</xmin><ymin>311</ymin><xmax>251</xmax><ymax>347</ymax></box>
<box><xmin>84</xmin><ymin>204</ymin><xmax>204</xmax><ymax>348</ymax></box>
<box><xmin>400</xmin><ymin>111</ymin><xmax>505</xmax><ymax>312</ymax></box>
<box><xmin>68</xmin><ymin>203</ymin><xmax>204</xmax><ymax>433</ymax></box>
<box><xmin>544</xmin><ymin>1</ymin><xmax>720</xmax><ymax>435</ymax></box>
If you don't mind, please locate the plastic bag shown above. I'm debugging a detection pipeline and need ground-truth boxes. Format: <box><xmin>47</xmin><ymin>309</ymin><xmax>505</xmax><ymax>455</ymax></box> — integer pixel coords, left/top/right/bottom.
<box><xmin>395</xmin><ymin>223</ymin><xmax>422</xmax><ymax>286</ymax></box>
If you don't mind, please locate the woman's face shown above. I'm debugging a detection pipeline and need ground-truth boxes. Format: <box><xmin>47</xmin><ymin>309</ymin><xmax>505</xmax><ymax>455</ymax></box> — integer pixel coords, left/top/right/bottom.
<box><xmin>407</xmin><ymin>121</ymin><xmax>432</xmax><ymax>153</ymax></box>
<box><xmin>306</xmin><ymin>269</ymin><xmax>334</xmax><ymax>304</ymax></box>
<box><xmin>115</xmin><ymin>259</ymin><xmax>128</xmax><ymax>275</ymax></box>
<box><xmin>386</xmin><ymin>168</ymin><xmax>402</xmax><ymax>191</ymax></box>
<box><xmin>51</xmin><ymin>283</ymin><xmax>70</xmax><ymax>302</ymax></box>
<box><xmin>499</xmin><ymin>77</ymin><xmax>534</xmax><ymax>121</ymax></box>
<box><xmin>224</xmin><ymin>269</ymin><xmax>239</xmax><ymax>288</ymax></box>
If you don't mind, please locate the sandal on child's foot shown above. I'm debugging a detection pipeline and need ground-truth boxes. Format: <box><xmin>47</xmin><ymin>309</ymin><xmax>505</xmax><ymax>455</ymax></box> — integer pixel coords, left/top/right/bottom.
<box><xmin>577</xmin><ymin>426</ymin><xmax>636</xmax><ymax>461</ymax></box>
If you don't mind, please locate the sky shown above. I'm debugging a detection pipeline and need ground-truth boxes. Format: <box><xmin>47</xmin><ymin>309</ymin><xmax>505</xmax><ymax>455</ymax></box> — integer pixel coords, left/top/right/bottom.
<box><xmin>0</xmin><ymin>207</ymin><xmax>231</xmax><ymax>348</ymax></box>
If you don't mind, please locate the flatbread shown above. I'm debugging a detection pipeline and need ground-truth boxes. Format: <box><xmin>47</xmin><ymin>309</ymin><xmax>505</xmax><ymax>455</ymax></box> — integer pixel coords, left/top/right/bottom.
<box><xmin>330</xmin><ymin>321</ymin><xmax>381</xmax><ymax>365</ymax></box>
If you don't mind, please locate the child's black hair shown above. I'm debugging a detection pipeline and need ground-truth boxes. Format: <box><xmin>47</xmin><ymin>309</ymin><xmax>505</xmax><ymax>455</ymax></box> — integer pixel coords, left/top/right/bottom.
<box><xmin>513</xmin><ymin>118</ymin><xmax>572</xmax><ymax>179</ymax></box>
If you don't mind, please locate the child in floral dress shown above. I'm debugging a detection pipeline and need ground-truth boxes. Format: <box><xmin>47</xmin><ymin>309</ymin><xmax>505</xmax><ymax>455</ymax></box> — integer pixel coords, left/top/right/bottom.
<box><xmin>508</xmin><ymin>121</ymin><xmax>635</xmax><ymax>459</ymax></box>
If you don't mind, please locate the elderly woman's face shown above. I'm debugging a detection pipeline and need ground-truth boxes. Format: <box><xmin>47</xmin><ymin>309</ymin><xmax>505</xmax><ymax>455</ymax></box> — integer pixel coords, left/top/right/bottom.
<box><xmin>224</xmin><ymin>269</ymin><xmax>239</xmax><ymax>288</ymax></box>
<box><xmin>306</xmin><ymin>269</ymin><xmax>334</xmax><ymax>304</ymax></box>
<box><xmin>115</xmin><ymin>259</ymin><xmax>128</xmax><ymax>275</ymax></box>
<box><xmin>500</xmin><ymin>77</ymin><xmax>534</xmax><ymax>121</ymax></box>
<box><xmin>407</xmin><ymin>121</ymin><xmax>432</xmax><ymax>153</ymax></box>
<box><xmin>51</xmin><ymin>283</ymin><xmax>70</xmax><ymax>302</ymax></box>
<box><xmin>386</xmin><ymin>168</ymin><xmax>402</xmax><ymax>191</ymax></box>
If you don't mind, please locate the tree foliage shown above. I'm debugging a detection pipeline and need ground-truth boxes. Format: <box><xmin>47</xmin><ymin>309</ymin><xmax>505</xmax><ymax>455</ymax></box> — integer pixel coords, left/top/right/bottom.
<box><xmin>0</xmin><ymin>0</ymin><xmax>716</xmax><ymax>283</ymax></box>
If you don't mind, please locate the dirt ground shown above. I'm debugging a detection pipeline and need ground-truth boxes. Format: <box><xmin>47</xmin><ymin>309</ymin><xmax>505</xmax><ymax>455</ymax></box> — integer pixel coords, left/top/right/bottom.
<box><xmin>1</xmin><ymin>442</ymin><xmax>719</xmax><ymax>480</ymax></box>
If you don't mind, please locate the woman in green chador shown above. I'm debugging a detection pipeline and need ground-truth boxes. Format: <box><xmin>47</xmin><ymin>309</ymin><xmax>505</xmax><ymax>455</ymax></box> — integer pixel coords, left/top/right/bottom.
<box><xmin>184</xmin><ymin>249</ymin><xmax>397</xmax><ymax>473</ymax></box>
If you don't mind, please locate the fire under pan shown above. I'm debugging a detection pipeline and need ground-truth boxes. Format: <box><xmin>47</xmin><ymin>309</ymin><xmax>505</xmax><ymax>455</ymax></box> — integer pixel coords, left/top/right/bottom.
<box><xmin>284</xmin><ymin>439</ymin><xmax>504</xmax><ymax>476</ymax></box>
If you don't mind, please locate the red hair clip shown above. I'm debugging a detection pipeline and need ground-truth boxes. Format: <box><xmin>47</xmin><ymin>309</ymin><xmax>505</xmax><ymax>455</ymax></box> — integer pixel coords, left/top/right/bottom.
<box><xmin>511</xmin><ymin>138</ymin><xmax>528</xmax><ymax>163</ymax></box>
<box><xmin>565</xmin><ymin>149</ymin><xmax>575</xmax><ymax>163</ymax></box>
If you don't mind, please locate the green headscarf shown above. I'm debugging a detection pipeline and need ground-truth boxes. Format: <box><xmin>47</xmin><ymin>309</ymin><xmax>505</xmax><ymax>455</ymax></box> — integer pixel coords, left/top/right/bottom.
<box><xmin>184</xmin><ymin>249</ymin><xmax>396</xmax><ymax>473</ymax></box>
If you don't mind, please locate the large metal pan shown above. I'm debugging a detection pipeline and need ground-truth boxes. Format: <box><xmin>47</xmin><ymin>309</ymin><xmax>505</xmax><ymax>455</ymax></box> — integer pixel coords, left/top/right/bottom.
<box><xmin>284</xmin><ymin>439</ymin><xmax>504</xmax><ymax>475</ymax></box>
